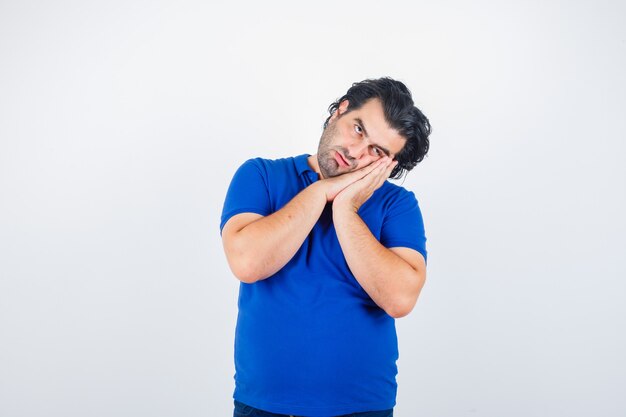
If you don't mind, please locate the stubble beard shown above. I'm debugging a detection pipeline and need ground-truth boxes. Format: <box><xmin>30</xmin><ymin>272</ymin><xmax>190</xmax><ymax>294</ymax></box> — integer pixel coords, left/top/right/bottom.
<box><xmin>316</xmin><ymin>121</ymin><xmax>352</xmax><ymax>179</ymax></box>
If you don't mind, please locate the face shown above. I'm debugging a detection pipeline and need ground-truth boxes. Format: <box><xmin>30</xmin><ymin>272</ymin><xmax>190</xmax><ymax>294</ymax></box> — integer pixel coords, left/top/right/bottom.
<box><xmin>316</xmin><ymin>98</ymin><xmax>406</xmax><ymax>178</ymax></box>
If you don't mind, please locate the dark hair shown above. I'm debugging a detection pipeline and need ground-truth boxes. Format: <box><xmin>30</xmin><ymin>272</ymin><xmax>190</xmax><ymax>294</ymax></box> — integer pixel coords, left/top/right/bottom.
<box><xmin>323</xmin><ymin>77</ymin><xmax>431</xmax><ymax>179</ymax></box>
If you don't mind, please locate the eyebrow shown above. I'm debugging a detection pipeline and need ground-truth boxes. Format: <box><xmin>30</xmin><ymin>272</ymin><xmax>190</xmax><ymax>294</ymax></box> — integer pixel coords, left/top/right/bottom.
<box><xmin>354</xmin><ymin>117</ymin><xmax>392</xmax><ymax>157</ymax></box>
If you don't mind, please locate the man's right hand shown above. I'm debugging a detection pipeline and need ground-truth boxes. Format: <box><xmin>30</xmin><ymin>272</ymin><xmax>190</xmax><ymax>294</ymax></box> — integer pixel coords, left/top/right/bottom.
<box><xmin>318</xmin><ymin>159</ymin><xmax>388</xmax><ymax>202</ymax></box>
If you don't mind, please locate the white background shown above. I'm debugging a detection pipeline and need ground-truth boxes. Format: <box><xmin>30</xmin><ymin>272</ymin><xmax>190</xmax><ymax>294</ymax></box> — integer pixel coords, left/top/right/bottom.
<box><xmin>1</xmin><ymin>1</ymin><xmax>625</xmax><ymax>416</ymax></box>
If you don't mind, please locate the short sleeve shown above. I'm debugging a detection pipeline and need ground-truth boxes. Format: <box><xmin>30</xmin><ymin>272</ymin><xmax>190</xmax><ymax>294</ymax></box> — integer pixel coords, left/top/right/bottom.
<box><xmin>220</xmin><ymin>159</ymin><xmax>272</xmax><ymax>233</ymax></box>
<box><xmin>379</xmin><ymin>190</ymin><xmax>428</xmax><ymax>264</ymax></box>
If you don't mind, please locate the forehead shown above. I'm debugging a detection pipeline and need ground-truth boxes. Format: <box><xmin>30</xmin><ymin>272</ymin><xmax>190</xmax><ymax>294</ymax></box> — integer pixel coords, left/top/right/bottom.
<box><xmin>345</xmin><ymin>99</ymin><xmax>406</xmax><ymax>156</ymax></box>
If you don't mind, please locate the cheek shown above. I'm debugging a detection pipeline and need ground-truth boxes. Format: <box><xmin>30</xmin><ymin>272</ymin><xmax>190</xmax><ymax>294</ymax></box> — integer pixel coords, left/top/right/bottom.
<box><xmin>335</xmin><ymin>128</ymin><xmax>352</xmax><ymax>145</ymax></box>
<box><xmin>354</xmin><ymin>155</ymin><xmax>381</xmax><ymax>169</ymax></box>
<box><xmin>341</xmin><ymin>123</ymin><xmax>357</xmax><ymax>141</ymax></box>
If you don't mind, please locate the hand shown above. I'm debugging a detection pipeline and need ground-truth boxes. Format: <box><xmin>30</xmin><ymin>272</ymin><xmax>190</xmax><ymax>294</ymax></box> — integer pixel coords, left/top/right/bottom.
<box><xmin>318</xmin><ymin>159</ymin><xmax>389</xmax><ymax>202</ymax></box>
<box><xmin>332</xmin><ymin>157</ymin><xmax>397</xmax><ymax>212</ymax></box>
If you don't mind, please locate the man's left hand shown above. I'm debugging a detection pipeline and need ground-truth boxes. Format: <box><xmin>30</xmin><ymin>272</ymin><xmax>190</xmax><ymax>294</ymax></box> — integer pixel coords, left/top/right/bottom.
<box><xmin>333</xmin><ymin>157</ymin><xmax>398</xmax><ymax>213</ymax></box>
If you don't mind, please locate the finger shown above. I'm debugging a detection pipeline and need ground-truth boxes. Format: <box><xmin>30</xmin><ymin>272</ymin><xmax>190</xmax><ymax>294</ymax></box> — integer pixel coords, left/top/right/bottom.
<box><xmin>364</xmin><ymin>158</ymin><xmax>389</xmax><ymax>182</ymax></box>
<box><xmin>373</xmin><ymin>158</ymin><xmax>392</xmax><ymax>178</ymax></box>
<box><xmin>350</xmin><ymin>157</ymin><xmax>388</xmax><ymax>180</ymax></box>
<box><xmin>365</xmin><ymin>157</ymin><xmax>388</xmax><ymax>172</ymax></box>
<box><xmin>382</xmin><ymin>160</ymin><xmax>398</xmax><ymax>182</ymax></box>
<box><xmin>372</xmin><ymin>170</ymin><xmax>388</xmax><ymax>191</ymax></box>
<box><xmin>357</xmin><ymin>161</ymin><xmax>388</xmax><ymax>194</ymax></box>
<box><xmin>373</xmin><ymin>158</ymin><xmax>393</xmax><ymax>179</ymax></box>
<box><xmin>355</xmin><ymin>161</ymin><xmax>387</xmax><ymax>188</ymax></box>
<box><xmin>344</xmin><ymin>159</ymin><xmax>391</xmax><ymax>203</ymax></box>
<box><xmin>385</xmin><ymin>160</ymin><xmax>398</xmax><ymax>177</ymax></box>
<box><xmin>372</xmin><ymin>159</ymin><xmax>395</xmax><ymax>190</ymax></box>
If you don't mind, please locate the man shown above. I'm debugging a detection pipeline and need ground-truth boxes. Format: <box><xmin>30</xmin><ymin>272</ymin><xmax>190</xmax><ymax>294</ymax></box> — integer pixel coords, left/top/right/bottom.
<box><xmin>220</xmin><ymin>77</ymin><xmax>431</xmax><ymax>417</ymax></box>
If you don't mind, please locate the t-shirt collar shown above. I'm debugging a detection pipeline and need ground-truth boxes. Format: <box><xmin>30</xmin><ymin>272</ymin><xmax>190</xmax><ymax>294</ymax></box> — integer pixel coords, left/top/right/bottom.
<box><xmin>294</xmin><ymin>153</ymin><xmax>314</xmax><ymax>176</ymax></box>
<box><xmin>294</xmin><ymin>153</ymin><xmax>321</xmax><ymax>182</ymax></box>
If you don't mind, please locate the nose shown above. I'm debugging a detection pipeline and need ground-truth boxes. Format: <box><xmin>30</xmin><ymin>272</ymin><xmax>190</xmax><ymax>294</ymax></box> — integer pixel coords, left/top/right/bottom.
<box><xmin>346</xmin><ymin>141</ymin><xmax>370</xmax><ymax>160</ymax></box>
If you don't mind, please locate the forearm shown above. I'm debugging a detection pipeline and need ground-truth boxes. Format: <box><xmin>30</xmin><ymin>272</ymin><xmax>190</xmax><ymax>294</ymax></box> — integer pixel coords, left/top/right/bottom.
<box><xmin>225</xmin><ymin>181</ymin><xmax>327</xmax><ymax>283</ymax></box>
<box><xmin>333</xmin><ymin>208</ymin><xmax>421</xmax><ymax>318</ymax></box>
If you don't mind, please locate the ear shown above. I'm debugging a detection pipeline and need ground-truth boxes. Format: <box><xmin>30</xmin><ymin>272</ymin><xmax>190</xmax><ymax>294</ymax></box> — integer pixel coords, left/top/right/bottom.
<box><xmin>337</xmin><ymin>99</ymin><xmax>349</xmax><ymax>115</ymax></box>
<box><xmin>330</xmin><ymin>99</ymin><xmax>350</xmax><ymax>122</ymax></box>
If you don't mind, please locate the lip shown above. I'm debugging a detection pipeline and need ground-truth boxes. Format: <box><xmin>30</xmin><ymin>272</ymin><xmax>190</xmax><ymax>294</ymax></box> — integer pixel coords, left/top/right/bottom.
<box><xmin>334</xmin><ymin>151</ymin><xmax>349</xmax><ymax>167</ymax></box>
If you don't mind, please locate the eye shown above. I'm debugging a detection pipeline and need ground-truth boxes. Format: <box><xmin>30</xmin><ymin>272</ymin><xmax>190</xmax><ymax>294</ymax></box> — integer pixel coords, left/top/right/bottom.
<box><xmin>370</xmin><ymin>146</ymin><xmax>382</xmax><ymax>156</ymax></box>
<box><xmin>354</xmin><ymin>125</ymin><xmax>363</xmax><ymax>135</ymax></box>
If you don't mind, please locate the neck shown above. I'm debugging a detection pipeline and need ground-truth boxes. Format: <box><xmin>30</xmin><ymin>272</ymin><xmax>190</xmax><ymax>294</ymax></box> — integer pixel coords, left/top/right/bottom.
<box><xmin>307</xmin><ymin>154</ymin><xmax>324</xmax><ymax>179</ymax></box>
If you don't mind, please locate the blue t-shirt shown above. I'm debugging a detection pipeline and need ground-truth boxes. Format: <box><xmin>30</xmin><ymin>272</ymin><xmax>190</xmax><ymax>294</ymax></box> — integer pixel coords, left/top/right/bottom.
<box><xmin>220</xmin><ymin>154</ymin><xmax>427</xmax><ymax>417</ymax></box>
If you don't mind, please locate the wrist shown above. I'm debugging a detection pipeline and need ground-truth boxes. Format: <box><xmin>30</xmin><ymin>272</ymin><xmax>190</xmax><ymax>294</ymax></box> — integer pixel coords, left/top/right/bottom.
<box><xmin>332</xmin><ymin>198</ymin><xmax>359</xmax><ymax>215</ymax></box>
<box><xmin>309</xmin><ymin>180</ymin><xmax>332</xmax><ymax>203</ymax></box>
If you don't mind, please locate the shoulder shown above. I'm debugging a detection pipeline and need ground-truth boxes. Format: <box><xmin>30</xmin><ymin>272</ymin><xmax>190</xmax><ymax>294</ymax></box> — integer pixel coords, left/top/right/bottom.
<box><xmin>237</xmin><ymin>155</ymin><xmax>303</xmax><ymax>175</ymax></box>
<box><xmin>229</xmin><ymin>155</ymin><xmax>308</xmax><ymax>195</ymax></box>
<box><xmin>375</xmin><ymin>181</ymin><xmax>421</xmax><ymax>210</ymax></box>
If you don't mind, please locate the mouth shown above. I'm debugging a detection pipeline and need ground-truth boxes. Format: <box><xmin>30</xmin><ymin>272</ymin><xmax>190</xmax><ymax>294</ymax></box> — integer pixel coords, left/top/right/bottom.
<box><xmin>334</xmin><ymin>151</ymin><xmax>350</xmax><ymax>168</ymax></box>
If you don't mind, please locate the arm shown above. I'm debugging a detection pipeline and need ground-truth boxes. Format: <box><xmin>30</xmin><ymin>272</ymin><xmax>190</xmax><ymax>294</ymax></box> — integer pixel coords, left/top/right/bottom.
<box><xmin>222</xmin><ymin>160</ymin><xmax>386</xmax><ymax>283</ymax></box>
<box><xmin>332</xmin><ymin>208</ymin><xmax>426</xmax><ymax>318</ymax></box>
<box><xmin>332</xmin><ymin>157</ymin><xmax>427</xmax><ymax>318</ymax></box>
<box><xmin>222</xmin><ymin>181</ymin><xmax>326</xmax><ymax>283</ymax></box>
